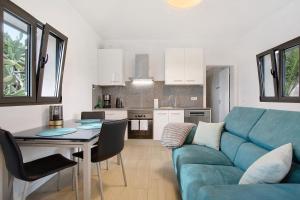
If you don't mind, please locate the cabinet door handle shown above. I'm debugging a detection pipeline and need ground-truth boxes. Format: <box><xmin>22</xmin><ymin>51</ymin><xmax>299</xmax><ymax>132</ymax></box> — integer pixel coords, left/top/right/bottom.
<box><xmin>174</xmin><ymin>80</ymin><xmax>183</xmax><ymax>82</ymax></box>
<box><xmin>186</xmin><ymin>80</ymin><xmax>195</xmax><ymax>82</ymax></box>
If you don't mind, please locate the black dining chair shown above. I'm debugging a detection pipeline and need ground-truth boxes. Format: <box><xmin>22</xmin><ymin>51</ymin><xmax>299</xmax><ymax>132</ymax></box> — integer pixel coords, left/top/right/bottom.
<box><xmin>81</xmin><ymin>111</ymin><xmax>105</xmax><ymax>120</ymax></box>
<box><xmin>79</xmin><ymin>111</ymin><xmax>110</xmax><ymax>171</ymax></box>
<box><xmin>73</xmin><ymin>119</ymin><xmax>128</xmax><ymax>200</ymax></box>
<box><xmin>0</xmin><ymin>129</ymin><xmax>79</xmax><ymax>200</ymax></box>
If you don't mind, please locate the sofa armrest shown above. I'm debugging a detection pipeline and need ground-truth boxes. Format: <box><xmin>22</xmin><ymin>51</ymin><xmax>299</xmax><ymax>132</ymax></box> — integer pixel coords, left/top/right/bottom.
<box><xmin>196</xmin><ymin>184</ymin><xmax>300</xmax><ymax>200</ymax></box>
<box><xmin>183</xmin><ymin>126</ymin><xmax>197</xmax><ymax>144</ymax></box>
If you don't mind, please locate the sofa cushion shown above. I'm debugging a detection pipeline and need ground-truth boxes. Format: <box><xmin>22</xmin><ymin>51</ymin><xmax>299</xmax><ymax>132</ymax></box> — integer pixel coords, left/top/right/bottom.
<box><xmin>239</xmin><ymin>143</ymin><xmax>293</xmax><ymax>184</ymax></box>
<box><xmin>234</xmin><ymin>142</ymin><xmax>268</xmax><ymax>171</ymax></box>
<box><xmin>195</xmin><ymin>184</ymin><xmax>300</xmax><ymax>200</ymax></box>
<box><xmin>249</xmin><ymin>109</ymin><xmax>300</xmax><ymax>162</ymax></box>
<box><xmin>221</xmin><ymin>132</ymin><xmax>246</xmax><ymax>162</ymax></box>
<box><xmin>172</xmin><ymin>145</ymin><xmax>232</xmax><ymax>175</ymax></box>
<box><xmin>184</xmin><ymin>126</ymin><xmax>197</xmax><ymax>144</ymax></box>
<box><xmin>224</xmin><ymin>107</ymin><xmax>265</xmax><ymax>139</ymax></box>
<box><xmin>180</xmin><ymin>164</ymin><xmax>243</xmax><ymax>200</ymax></box>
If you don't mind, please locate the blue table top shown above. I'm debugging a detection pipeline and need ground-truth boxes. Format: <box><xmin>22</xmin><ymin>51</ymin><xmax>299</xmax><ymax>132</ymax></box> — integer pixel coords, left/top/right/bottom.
<box><xmin>13</xmin><ymin>120</ymin><xmax>102</xmax><ymax>142</ymax></box>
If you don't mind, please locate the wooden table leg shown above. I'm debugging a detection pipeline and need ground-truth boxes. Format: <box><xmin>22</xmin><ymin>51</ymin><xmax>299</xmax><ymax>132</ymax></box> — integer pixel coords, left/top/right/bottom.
<box><xmin>82</xmin><ymin>143</ymin><xmax>91</xmax><ymax>200</ymax></box>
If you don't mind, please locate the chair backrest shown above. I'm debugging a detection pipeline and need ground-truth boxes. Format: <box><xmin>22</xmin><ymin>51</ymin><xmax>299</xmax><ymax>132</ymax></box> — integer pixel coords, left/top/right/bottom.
<box><xmin>0</xmin><ymin>129</ymin><xmax>26</xmax><ymax>180</ymax></box>
<box><xmin>81</xmin><ymin>111</ymin><xmax>105</xmax><ymax>120</ymax></box>
<box><xmin>97</xmin><ymin>119</ymin><xmax>128</xmax><ymax>158</ymax></box>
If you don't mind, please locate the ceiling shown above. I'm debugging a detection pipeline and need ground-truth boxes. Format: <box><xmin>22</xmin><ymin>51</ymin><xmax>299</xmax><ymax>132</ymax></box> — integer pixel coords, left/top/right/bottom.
<box><xmin>67</xmin><ymin>0</ymin><xmax>293</xmax><ymax>43</ymax></box>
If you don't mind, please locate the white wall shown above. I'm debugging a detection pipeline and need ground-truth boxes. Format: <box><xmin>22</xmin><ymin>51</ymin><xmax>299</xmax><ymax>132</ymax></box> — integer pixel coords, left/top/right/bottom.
<box><xmin>103</xmin><ymin>40</ymin><xmax>235</xmax><ymax>81</ymax></box>
<box><xmin>235</xmin><ymin>0</ymin><xmax>300</xmax><ymax>111</ymax></box>
<box><xmin>0</xmin><ymin>0</ymin><xmax>101</xmax><ymax>198</ymax></box>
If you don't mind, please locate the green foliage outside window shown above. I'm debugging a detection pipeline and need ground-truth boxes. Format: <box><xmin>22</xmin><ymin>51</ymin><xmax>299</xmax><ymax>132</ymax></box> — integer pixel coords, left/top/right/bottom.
<box><xmin>3</xmin><ymin>31</ymin><xmax>27</xmax><ymax>96</ymax></box>
<box><xmin>284</xmin><ymin>47</ymin><xmax>299</xmax><ymax>96</ymax></box>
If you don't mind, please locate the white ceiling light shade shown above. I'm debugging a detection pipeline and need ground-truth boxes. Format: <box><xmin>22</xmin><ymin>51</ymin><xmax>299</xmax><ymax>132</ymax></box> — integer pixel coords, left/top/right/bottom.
<box><xmin>167</xmin><ymin>0</ymin><xmax>203</xmax><ymax>8</ymax></box>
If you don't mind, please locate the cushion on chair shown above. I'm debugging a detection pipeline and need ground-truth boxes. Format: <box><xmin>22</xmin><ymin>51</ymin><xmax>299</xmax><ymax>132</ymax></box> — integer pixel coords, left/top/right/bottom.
<box><xmin>249</xmin><ymin>109</ymin><xmax>300</xmax><ymax>162</ymax></box>
<box><xmin>234</xmin><ymin>142</ymin><xmax>268</xmax><ymax>171</ymax></box>
<box><xmin>180</xmin><ymin>164</ymin><xmax>244</xmax><ymax>200</ymax></box>
<box><xmin>24</xmin><ymin>154</ymin><xmax>76</xmax><ymax>181</ymax></box>
<box><xmin>239</xmin><ymin>143</ymin><xmax>293</xmax><ymax>184</ymax></box>
<box><xmin>172</xmin><ymin>145</ymin><xmax>232</xmax><ymax>176</ymax></box>
<box><xmin>224</xmin><ymin>107</ymin><xmax>265</xmax><ymax>139</ymax></box>
<box><xmin>220</xmin><ymin>132</ymin><xmax>246</xmax><ymax>162</ymax></box>
<box><xmin>184</xmin><ymin>126</ymin><xmax>198</xmax><ymax>144</ymax></box>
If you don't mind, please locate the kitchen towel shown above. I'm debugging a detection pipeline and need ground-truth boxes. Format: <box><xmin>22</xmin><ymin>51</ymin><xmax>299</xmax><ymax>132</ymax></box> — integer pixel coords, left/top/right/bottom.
<box><xmin>140</xmin><ymin>120</ymin><xmax>149</xmax><ymax>131</ymax></box>
<box><xmin>131</xmin><ymin>120</ymin><xmax>139</xmax><ymax>131</ymax></box>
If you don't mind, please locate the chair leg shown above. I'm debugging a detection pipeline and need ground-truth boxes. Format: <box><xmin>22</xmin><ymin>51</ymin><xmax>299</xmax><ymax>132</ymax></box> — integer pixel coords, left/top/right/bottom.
<box><xmin>21</xmin><ymin>182</ymin><xmax>29</xmax><ymax>200</ymax></box>
<box><xmin>119</xmin><ymin>153</ymin><xmax>127</xmax><ymax>186</ymax></box>
<box><xmin>74</xmin><ymin>166</ymin><xmax>79</xmax><ymax>200</ymax></box>
<box><xmin>117</xmin><ymin>154</ymin><xmax>121</xmax><ymax>165</ymax></box>
<box><xmin>57</xmin><ymin>171</ymin><xmax>60</xmax><ymax>191</ymax></box>
<box><xmin>96</xmin><ymin>163</ymin><xmax>104</xmax><ymax>200</ymax></box>
<box><xmin>8</xmin><ymin>176</ymin><xmax>14</xmax><ymax>200</ymax></box>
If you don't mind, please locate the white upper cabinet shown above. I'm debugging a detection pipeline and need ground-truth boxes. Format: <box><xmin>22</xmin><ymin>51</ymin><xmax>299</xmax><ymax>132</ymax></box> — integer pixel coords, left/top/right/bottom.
<box><xmin>185</xmin><ymin>48</ymin><xmax>204</xmax><ymax>85</ymax></box>
<box><xmin>165</xmin><ymin>48</ymin><xmax>204</xmax><ymax>85</ymax></box>
<box><xmin>97</xmin><ymin>49</ymin><xmax>125</xmax><ymax>86</ymax></box>
<box><xmin>165</xmin><ymin>48</ymin><xmax>185</xmax><ymax>84</ymax></box>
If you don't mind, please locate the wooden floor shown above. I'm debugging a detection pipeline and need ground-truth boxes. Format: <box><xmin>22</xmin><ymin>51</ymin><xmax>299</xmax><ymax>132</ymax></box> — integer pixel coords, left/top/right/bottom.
<box><xmin>28</xmin><ymin>140</ymin><xmax>180</xmax><ymax>200</ymax></box>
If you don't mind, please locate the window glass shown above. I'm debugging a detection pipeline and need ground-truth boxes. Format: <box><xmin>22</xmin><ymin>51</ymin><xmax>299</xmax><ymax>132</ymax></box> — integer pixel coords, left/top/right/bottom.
<box><xmin>260</xmin><ymin>54</ymin><xmax>275</xmax><ymax>97</ymax></box>
<box><xmin>41</xmin><ymin>33</ymin><xmax>64</xmax><ymax>97</ymax></box>
<box><xmin>36</xmin><ymin>27</ymin><xmax>42</xmax><ymax>69</ymax></box>
<box><xmin>3</xmin><ymin>11</ymin><xmax>31</xmax><ymax>97</ymax></box>
<box><xmin>283</xmin><ymin>46</ymin><xmax>299</xmax><ymax>97</ymax></box>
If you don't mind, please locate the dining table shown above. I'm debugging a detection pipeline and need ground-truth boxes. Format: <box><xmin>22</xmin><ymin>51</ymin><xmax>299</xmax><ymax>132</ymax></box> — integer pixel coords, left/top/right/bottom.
<box><xmin>1</xmin><ymin>120</ymin><xmax>102</xmax><ymax>200</ymax></box>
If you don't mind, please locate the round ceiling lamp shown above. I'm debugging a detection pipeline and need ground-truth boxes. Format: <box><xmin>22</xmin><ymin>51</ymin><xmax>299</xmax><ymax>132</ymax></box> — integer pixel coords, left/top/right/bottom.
<box><xmin>167</xmin><ymin>0</ymin><xmax>203</xmax><ymax>8</ymax></box>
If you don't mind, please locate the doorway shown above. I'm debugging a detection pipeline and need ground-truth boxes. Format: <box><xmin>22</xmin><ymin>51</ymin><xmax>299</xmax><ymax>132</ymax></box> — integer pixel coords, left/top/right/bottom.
<box><xmin>206</xmin><ymin>66</ymin><xmax>231</xmax><ymax>122</ymax></box>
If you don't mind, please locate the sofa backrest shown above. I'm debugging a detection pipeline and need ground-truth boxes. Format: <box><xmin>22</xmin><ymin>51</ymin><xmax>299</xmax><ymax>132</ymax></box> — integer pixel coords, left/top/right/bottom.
<box><xmin>232</xmin><ymin>109</ymin><xmax>300</xmax><ymax>183</ymax></box>
<box><xmin>220</xmin><ymin>107</ymin><xmax>265</xmax><ymax>161</ymax></box>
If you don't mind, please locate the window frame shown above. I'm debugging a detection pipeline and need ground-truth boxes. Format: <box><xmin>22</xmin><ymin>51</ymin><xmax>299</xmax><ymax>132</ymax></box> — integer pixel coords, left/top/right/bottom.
<box><xmin>0</xmin><ymin>0</ymin><xmax>38</xmax><ymax>105</ymax></box>
<box><xmin>36</xmin><ymin>23</ymin><xmax>68</xmax><ymax>104</ymax></box>
<box><xmin>256</xmin><ymin>49</ymin><xmax>279</xmax><ymax>102</ymax></box>
<box><xmin>257</xmin><ymin>36</ymin><xmax>300</xmax><ymax>103</ymax></box>
<box><xmin>0</xmin><ymin>0</ymin><xmax>68</xmax><ymax>106</ymax></box>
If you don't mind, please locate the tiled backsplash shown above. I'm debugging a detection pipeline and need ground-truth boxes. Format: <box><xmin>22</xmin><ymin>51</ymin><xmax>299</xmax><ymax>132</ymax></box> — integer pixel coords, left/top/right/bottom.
<box><xmin>92</xmin><ymin>81</ymin><xmax>203</xmax><ymax>108</ymax></box>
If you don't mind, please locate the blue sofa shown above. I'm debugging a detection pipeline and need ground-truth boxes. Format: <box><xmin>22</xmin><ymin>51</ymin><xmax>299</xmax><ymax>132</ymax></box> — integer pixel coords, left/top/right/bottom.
<box><xmin>172</xmin><ymin>107</ymin><xmax>300</xmax><ymax>200</ymax></box>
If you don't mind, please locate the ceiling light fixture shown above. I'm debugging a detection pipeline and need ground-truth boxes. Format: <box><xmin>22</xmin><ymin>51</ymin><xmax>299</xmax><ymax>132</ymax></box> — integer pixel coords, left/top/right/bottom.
<box><xmin>167</xmin><ymin>0</ymin><xmax>202</xmax><ymax>8</ymax></box>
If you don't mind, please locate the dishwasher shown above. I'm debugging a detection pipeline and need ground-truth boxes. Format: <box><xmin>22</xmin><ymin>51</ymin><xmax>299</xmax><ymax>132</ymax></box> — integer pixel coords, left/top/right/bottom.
<box><xmin>184</xmin><ymin>109</ymin><xmax>211</xmax><ymax>124</ymax></box>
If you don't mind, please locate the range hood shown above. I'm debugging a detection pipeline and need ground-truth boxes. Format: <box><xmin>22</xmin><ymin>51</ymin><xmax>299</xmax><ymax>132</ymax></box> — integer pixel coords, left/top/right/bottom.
<box><xmin>130</xmin><ymin>54</ymin><xmax>154</xmax><ymax>85</ymax></box>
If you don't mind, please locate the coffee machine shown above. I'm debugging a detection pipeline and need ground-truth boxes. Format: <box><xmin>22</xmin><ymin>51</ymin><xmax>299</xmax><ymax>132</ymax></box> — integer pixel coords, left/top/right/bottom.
<box><xmin>103</xmin><ymin>94</ymin><xmax>112</xmax><ymax>108</ymax></box>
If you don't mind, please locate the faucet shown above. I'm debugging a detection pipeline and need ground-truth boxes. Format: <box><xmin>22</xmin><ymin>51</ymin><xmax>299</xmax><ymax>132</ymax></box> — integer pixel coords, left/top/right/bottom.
<box><xmin>168</xmin><ymin>95</ymin><xmax>177</xmax><ymax>107</ymax></box>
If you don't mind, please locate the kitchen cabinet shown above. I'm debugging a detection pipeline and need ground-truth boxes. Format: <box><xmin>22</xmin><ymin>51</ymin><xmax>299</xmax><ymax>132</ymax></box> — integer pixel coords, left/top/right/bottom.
<box><xmin>100</xmin><ymin>110</ymin><xmax>128</xmax><ymax>140</ymax></box>
<box><xmin>153</xmin><ymin>110</ymin><xmax>184</xmax><ymax>140</ymax></box>
<box><xmin>165</xmin><ymin>48</ymin><xmax>204</xmax><ymax>85</ymax></box>
<box><xmin>97</xmin><ymin>49</ymin><xmax>125</xmax><ymax>86</ymax></box>
<box><xmin>169</xmin><ymin>110</ymin><xmax>184</xmax><ymax>123</ymax></box>
<box><xmin>165</xmin><ymin>48</ymin><xmax>185</xmax><ymax>84</ymax></box>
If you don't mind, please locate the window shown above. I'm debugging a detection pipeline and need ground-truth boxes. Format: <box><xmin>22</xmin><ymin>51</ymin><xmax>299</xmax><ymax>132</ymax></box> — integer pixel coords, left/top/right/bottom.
<box><xmin>257</xmin><ymin>37</ymin><xmax>300</xmax><ymax>103</ymax></box>
<box><xmin>37</xmin><ymin>24</ymin><xmax>67</xmax><ymax>103</ymax></box>
<box><xmin>0</xmin><ymin>1</ymin><xmax>67</xmax><ymax>106</ymax></box>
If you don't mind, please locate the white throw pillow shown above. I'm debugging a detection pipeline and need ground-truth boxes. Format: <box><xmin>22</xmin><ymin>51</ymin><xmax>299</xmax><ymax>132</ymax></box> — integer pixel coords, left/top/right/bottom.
<box><xmin>239</xmin><ymin>143</ymin><xmax>293</xmax><ymax>184</ymax></box>
<box><xmin>192</xmin><ymin>121</ymin><xmax>224</xmax><ymax>150</ymax></box>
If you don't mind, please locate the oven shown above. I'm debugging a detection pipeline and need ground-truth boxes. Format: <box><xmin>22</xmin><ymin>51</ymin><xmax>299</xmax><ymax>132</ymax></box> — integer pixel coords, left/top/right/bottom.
<box><xmin>127</xmin><ymin>109</ymin><xmax>153</xmax><ymax>139</ymax></box>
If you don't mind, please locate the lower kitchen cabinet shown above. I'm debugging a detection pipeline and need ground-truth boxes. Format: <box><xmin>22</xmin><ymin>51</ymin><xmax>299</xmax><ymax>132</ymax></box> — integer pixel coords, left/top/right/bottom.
<box><xmin>153</xmin><ymin>110</ymin><xmax>184</xmax><ymax>140</ymax></box>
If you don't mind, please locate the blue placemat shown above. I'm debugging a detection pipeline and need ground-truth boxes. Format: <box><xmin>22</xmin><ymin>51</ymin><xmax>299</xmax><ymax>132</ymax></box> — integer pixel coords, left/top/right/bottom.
<box><xmin>77</xmin><ymin>123</ymin><xmax>102</xmax><ymax>130</ymax></box>
<box><xmin>37</xmin><ymin>128</ymin><xmax>77</xmax><ymax>137</ymax></box>
<box><xmin>75</xmin><ymin>119</ymin><xmax>102</xmax><ymax>124</ymax></box>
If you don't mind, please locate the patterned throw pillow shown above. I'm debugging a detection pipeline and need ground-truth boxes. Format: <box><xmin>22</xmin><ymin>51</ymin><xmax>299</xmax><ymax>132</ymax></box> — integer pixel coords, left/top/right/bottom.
<box><xmin>161</xmin><ymin>123</ymin><xmax>196</xmax><ymax>149</ymax></box>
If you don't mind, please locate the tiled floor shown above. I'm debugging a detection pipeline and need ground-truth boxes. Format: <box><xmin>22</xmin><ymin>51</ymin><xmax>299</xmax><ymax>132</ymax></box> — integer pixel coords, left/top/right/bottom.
<box><xmin>28</xmin><ymin>140</ymin><xmax>180</xmax><ymax>200</ymax></box>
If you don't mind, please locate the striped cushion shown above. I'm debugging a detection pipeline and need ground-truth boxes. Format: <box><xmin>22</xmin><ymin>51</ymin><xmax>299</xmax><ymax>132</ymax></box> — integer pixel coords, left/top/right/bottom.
<box><xmin>161</xmin><ymin>123</ymin><xmax>196</xmax><ymax>149</ymax></box>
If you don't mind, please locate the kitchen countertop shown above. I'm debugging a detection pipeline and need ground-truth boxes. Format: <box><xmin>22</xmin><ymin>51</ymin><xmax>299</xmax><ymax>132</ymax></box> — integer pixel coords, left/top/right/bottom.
<box><xmin>93</xmin><ymin>107</ymin><xmax>211</xmax><ymax>111</ymax></box>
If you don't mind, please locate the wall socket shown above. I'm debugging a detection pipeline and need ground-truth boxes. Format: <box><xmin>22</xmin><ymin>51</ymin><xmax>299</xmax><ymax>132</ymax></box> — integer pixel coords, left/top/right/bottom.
<box><xmin>191</xmin><ymin>97</ymin><xmax>197</xmax><ymax>101</ymax></box>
